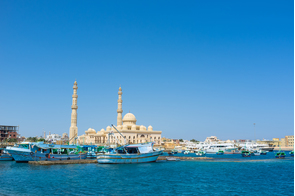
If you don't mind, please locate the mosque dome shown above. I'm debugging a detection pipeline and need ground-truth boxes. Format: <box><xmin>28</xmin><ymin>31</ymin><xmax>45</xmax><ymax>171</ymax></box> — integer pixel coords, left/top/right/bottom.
<box><xmin>99</xmin><ymin>129</ymin><xmax>105</xmax><ymax>132</ymax></box>
<box><xmin>106</xmin><ymin>126</ymin><xmax>111</xmax><ymax>131</ymax></box>
<box><xmin>148</xmin><ymin>125</ymin><xmax>153</xmax><ymax>131</ymax></box>
<box><xmin>123</xmin><ymin>113</ymin><xmax>137</xmax><ymax>125</ymax></box>
<box><xmin>117</xmin><ymin>125</ymin><xmax>122</xmax><ymax>130</ymax></box>
<box><xmin>140</xmin><ymin>125</ymin><xmax>146</xmax><ymax>131</ymax></box>
<box><xmin>86</xmin><ymin>128</ymin><xmax>96</xmax><ymax>134</ymax></box>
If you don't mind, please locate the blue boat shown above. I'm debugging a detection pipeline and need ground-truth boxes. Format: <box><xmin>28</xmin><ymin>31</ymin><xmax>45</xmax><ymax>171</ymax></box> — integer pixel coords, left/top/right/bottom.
<box><xmin>97</xmin><ymin>142</ymin><xmax>162</xmax><ymax>164</ymax></box>
<box><xmin>241</xmin><ymin>150</ymin><xmax>251</xmax><ymax>157</ymax></box>
<box><xmin>0</xmin><ymin>148</ymin><xmax>14</xmax><ymax>161</ymax></box>
<box><xmin>289</xmin><ymin>151</ymin><xmax>294</xmax><ymax>157</ymax></box>
<box><xmin>81</xmin><ymin>145</ymin><xmax>97</xmax><ymax>159</ymax></box>
<box><xmin>6</xmin><ymin>142</ymin><xmax>87</xmax><ymax>162</ymax></box>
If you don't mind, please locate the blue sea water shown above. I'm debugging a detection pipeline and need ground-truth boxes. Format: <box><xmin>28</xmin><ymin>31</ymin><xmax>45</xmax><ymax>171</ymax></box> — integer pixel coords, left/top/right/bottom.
<box><xmin>0</xmin><ymin>152</ymin><xmax>293</xmax><ymax>196</ymax></box>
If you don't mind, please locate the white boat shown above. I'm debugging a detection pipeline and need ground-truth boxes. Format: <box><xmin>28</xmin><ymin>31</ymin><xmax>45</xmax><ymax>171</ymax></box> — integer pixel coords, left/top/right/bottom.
<box><xmin>205</xmin><ymin>143</ymin><xmax>237</xmax><ymax>154</ymax></box>
<box><xmin>97</xmin><ymin>142</ymin><xmax>162</xmax><ymax>164</ymax></box>
<box><xmin>195</xmin><ymin>150</ymin><xmax>206</xmax><ymax>156</ymax></box>
<box><xmin>252</xmin><ymin>150</ymin><xmax>260</xmax><ymax>156</ymax></box>
<box><xmin>183</xmin><ymin>150</ymin><xmax>190</xmax><ymax>154</ymax></box>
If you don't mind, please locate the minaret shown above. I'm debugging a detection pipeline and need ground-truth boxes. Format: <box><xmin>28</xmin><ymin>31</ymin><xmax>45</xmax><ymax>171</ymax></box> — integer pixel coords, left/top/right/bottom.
<box><xmin>69</xmin><ymin>80</ymin><xmax>78</xmax><ymax>144</ymax></box>
<box><xmin>117</xmin><ymin>87</ymin><xmax>123</xmax><ymax>126</ymax></box>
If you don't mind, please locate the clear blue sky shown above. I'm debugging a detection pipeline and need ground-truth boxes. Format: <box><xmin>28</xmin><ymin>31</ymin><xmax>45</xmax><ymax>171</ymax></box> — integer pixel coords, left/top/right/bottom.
<box><xmin>0</xmin><ymin>1</ymin><xmax>293</xmax><ymax>141</ymax></box>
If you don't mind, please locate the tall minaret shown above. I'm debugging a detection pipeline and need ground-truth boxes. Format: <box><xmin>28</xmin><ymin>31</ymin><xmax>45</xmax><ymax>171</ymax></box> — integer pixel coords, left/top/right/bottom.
<box><xmin>69</xmin><ymin>80</ymin><xmax>78</xmax><ymax>144</ymax></box>
<box><xmin>117</xmin><ymin>87</ymin><xmax>123</xmax><ymax>126</ymax></box>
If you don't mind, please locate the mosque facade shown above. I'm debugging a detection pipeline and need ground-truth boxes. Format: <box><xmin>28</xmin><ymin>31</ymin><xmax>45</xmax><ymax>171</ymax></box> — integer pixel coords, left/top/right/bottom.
<box><xmin>78</xmin><ymin>87</ymin><xmax>162</xmax><ymax>146</ymax></box>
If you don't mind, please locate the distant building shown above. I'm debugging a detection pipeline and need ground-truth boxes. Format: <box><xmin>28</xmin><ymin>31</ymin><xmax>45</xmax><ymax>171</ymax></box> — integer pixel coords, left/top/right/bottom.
<box><xmin>62</xmin><ymin>133</ymin><xmax>69</xmax><ymax>140</ymax></box>
<box><xmin>0</xmin><ymin>125</ymin><xmax>19</xmax><ymax>142</ymax></box>
<box><xmin>205</xmin><ymin>136</ymin><xmax>220</xmax><ymax>143</ymax></box>
<box><xmin>280</xmin><ymin>135</ymin><xmax>294</xmax><ymax>147</ymax></box>
<box><xmin>46</xmin><ymin>134</ymin><xmax>61</xmax><ymax>143</ymax></box>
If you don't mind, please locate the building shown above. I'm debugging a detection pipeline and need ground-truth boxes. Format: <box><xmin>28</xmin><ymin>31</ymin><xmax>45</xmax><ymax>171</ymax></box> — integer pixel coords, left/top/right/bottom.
<box><xmin>46</xmin><ymin>134</ymin><xmax>62</xmax><ymax>143</ymax></box>
<box><xmin>257</xmin><ymin>139</ymin><xmax>281</xmax><ymax>147</ymax></box>
<box><xmin>78</xmin><ymin>87</ymin><xmax>162</xmax><ymax>146</ymax></box>
<box><xmin>69</xmin><ymin>80</ymin><xmax>78</xmax><ymax>144</ymax></box>
<box><xmin>205</xmin><ymin>136</ymin><xmax>220</xmax><ymax>143</ymax></box>
<box><xmin>281</xmin><ymin>135</ymin><xmax>294</xmax><ymax>147</ymax></box>
<box><xmin>62</xmin><ymin>133</ymin><xmax>69</xmax><ymax>140</ymax></box>
<box><xmin>0</xmin><ymin>125</ymin><xmax>19</xmax><ymax>142</ymax></box>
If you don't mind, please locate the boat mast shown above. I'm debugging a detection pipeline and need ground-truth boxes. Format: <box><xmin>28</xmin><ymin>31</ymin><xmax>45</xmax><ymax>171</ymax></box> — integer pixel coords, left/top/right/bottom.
<box><xmin>111</xmin><ymin>124</ymin><xmax>126</xmax><ymax>145</ymax></box>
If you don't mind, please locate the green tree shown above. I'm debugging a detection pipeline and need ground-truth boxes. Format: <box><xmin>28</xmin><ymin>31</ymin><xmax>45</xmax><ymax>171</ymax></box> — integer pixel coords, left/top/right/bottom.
<box><xmin>190</xmin><ymin>139</ymin><xmax>199</xmax><ymax>143</ymax></box>
<box><xmin>37</xmin><ymin>138</ymin><xmax>45</xmax><ymax>142</ymax></box>
<box><xmin>179</xmin><ymin>139</ymin><xmax>184</xmax><ymax>142</ymax></box>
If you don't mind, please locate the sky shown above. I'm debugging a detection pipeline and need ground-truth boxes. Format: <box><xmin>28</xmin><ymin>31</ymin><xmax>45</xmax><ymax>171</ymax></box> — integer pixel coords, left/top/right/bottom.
<box><xmin>0</xmin><ymin>1</ymin><xmax>293</xmax><ymax>141</ymax></box>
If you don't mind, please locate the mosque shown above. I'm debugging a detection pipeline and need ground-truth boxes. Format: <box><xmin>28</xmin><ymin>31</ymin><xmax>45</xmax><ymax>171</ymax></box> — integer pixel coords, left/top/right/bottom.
<box><xmin>75</xmin><ymin>85</ymin><xmax>162</xmax><ymax>146</ymax></box>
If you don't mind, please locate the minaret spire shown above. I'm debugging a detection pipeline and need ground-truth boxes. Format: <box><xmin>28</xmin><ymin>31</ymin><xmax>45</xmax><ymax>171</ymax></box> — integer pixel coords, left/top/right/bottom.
<box><xmin>117</xmin><ymin>87</ymin><xmax>123</xmax><ymax>126</ymax></box>
<box><xmin>69</xmin><ymin>80</ymin><xmax>78</xmax><ymax>144</ymax></box>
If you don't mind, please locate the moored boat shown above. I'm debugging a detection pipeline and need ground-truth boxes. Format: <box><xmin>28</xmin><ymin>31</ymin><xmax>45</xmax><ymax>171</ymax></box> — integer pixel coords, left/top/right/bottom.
<box><xmin>183</xmin><ymin>150</ymin><xmax>190</xmax><ymax>155</ymax></box>
<box><xmin>97</xmin><ymin>142</ymin><xmax>162</xmax><ymax>164</ymax></box>
<box><xmin>0</xmin><ymin>148</ymin><xmax>14</xmax><ymax>161</ymax></box>
<box><xmin>252</xmin><ymin>150</ymin><xmax>260</xmax><ymax>156</ymax></box>
<box><xmin>241</xmin><ymin>150</ymin><xmax>251</xmax><ymax>157</ymax></box>
<box><xmin>289</xmin><ymin>151</ymin><xmax>294</xmax><ymax>157</ymax></box>
<box><xmin>259</xmin><ymin>150</ymin><xmax>267</xmax><ymax>155</ymax></box>
<box><xmin>275</xmin><ymin>152</ymin><xmax>286</xmax><ymax>158</ymax></box>
<box><xmin>216</xmin><ymin>150</ymin><xmax>224</xmax><ymax>155</ymax></box>
<box><xmin>6</xmin><ymin>142</ymin><xmax>87</xmax><ymax>162</ymax></box>
<box><xmin>195</xmin><ymin>150</ymin><xmax>206</xmax><ymax>156</ymax></box>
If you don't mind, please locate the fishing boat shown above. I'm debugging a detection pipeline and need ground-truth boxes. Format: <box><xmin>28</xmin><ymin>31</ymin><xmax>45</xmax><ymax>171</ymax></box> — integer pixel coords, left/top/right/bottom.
<box><xmin>216</xmin><ymin>150</ymin><xmax>224</xmax><ymax>155</ymax></box>
<box><xmin>6</xmin><ymin>142</ymin><xmax>87</xmax><ymax>162</ymax></box>
<box><xmin>275</xmin><ymin>152</ymin><xmax>286</xmax><ymax>158</ymax></box>
<box><xmin>0</xmin><ymin>148</ymin><xmax>14</xmax><ymax>161</ymax></box>
<box><xmin>97</xmin><ymin>142</ymin><xmax>162</xmax><ymax>164</ymax></box>
<box><xmin>97</xmin><ymin>125</ymin><xmax>162</xmax><ymax>164</ymax></box>
<box><xmin>195</xmin><ymin>150</ymin><xmax>206</xmax><ymax>156</ymax></box>
<box><xmin>81</xmin><ymin>145</ymin><xmax>97</xmax><ymax>159</ymax></box>
<box><xmin>289</xmin><ymin>151</ymin><xmax>294</xmax><ymax>157</ymax></box>
<box><xmin>241</xmin><ymin>150</ymin><xmax>251</xmax><ymax>157</ymax></box>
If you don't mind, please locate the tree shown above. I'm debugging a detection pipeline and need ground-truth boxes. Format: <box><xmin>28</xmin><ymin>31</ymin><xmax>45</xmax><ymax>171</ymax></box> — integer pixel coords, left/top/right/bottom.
<box><xmin>190</xmin><ymin>139</ymin><xmax>199</xmax><ymax>143</ymax></box>
<box><xmin>38</xmin><ymin>138</ymin><xmax>45</xmax><ymax>142</ymax></box>
<box><xmin>7</xmin><ymin>138</ymin><xmax>17</xmax><ymax>143</ymax></box>
<box><xmin>179</xmin><ymin>139</ymin><xmax>184</xmax><ymax>142</ymax></box>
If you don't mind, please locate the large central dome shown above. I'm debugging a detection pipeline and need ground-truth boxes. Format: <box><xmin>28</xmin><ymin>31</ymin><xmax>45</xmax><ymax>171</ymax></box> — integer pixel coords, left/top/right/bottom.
<box><xmin>122</xmin><ymin>113</ymin><xmax>137</xmax><ymax>125</ymax></box>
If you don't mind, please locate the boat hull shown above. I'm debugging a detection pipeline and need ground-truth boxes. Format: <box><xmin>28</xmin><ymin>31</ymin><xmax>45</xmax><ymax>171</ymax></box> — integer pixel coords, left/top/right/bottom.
<box><xmin>97</xmin><ymin>151</ymin><xmax>162</xmax><ymax>164</ymax></box>
<box><xmin>0</xmin><ymin>155</ymin><xmax>14</xmax><ymax>161</ymax></box>
<box><xmin>6</xmin><ymin>147</ymin><xmax>33</xmax><ymax>162</ymax></box>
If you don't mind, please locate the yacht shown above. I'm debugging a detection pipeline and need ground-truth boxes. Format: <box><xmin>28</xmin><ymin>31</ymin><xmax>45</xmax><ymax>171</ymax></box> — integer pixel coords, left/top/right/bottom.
<box><xmin>205</xmin><ymin>143</ymin><xmax>237</xmax><ymax>154</ymax></box>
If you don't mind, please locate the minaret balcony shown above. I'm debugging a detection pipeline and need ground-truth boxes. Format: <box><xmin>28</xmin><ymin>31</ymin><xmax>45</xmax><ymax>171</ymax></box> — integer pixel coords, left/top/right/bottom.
<box><xmin>117</xmin><ymin>109</ymin><xmax>123</xmax><ymax>113</ymax></box>
<box><xmin>72</xmin><ymin>95</ymin><xmax>78</xmax><ymax>98</ymax></box>
<box><xmin>71</xmin><ymin>105</ymin><xmax>78</xmax><ymax>109</ymax></box>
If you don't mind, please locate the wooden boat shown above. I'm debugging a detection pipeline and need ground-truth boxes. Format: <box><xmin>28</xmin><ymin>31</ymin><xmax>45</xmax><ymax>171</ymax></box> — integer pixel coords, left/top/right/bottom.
<box><xmin>289</xmin><ymin>151</ymin><xmax>294</xmax><ymax>157</ymax></box>
<box><xmin>275</xmin><ymin>152</ymin><xmax>286</xmax><ymax>158</ymax></box>
<box><xmin>241</xmin><ymin>150</ymin><xmax>251</xmax><ymax>157</ymax></box>
<box><xmin>216</xmin><ymin>150</ymin><xmax>224</xmax><ymax>155</ymax></box>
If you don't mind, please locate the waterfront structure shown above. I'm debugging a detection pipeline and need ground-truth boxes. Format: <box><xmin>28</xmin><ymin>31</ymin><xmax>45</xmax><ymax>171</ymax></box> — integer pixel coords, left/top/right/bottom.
<box><xmin>69</xmin><ymin>81</ymin><xmax>78</xmax><ymax>144</ymax></box>
<box><xmin>0</xmin><ymin>125</ymin><xmax>19</xmax><ymax>142</ymax></box>
<box><xmin>280</xmin><ymin>135</ymin><xmax>294</xmax><ymax>147</ymax></box>
<box><xmin>78</xmin><ymin>87</ymin><xmax>162</xmax><ymax>146</ymax></box>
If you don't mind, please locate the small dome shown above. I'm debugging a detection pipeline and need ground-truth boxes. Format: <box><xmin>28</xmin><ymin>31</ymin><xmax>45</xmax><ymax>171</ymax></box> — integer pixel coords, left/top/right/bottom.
<box><xmin>148</xmin><ymin>125</ymin><xmax>153</xmax><ymax>131</ymax></box>
<box><xmin>122</xmin><ymin>125</ymin><xmax>128</xmax><ymax>130</ymax></box>
<box><xmin>140</xmin><ymin>125</ymin><xmax>146</xmax><ymax>131</ymax></box>
<box><xmin>74</xmin><ymin>81</ymin><xmax>77</xmax><ymax>85</ymax></box>
<box><xmin>106</xmin><ymin>126</ymin><xmax>111</xmax><ymax>131</ymax></box>
<box><xmin>99</xmin><ymin>129</ymin><xmax>105</xmax><ymax>132</ymax></box>
<box><xmin>123</xmin><ymin>113</ymin><xmax>137</xmax><ymax>124</ymax></box>
<box><xmin>86</xmin><ymin>128</ymin><xmax>96</xmax><ymax>134</ymax></box>
<box><xmin>131</xmin><ymin>125</ymin><xmax>137</xmax><ymax>130</ymax></box>
<box><xmin>117</xmin><ymin>125</ymin><xmax>122</xmax><ymax>130</ymax></box>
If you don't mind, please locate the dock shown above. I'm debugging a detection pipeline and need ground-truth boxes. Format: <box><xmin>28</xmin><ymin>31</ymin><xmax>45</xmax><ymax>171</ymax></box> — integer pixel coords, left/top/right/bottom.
<box><xmin>157</xmin><ymin>156</ymin><xmax>212</xmax><ymax>161</ymax></box>
<box><xmin>29</xmin><ymin>159</ymin><xmax>97</xmax><ymax>165</ymax></box>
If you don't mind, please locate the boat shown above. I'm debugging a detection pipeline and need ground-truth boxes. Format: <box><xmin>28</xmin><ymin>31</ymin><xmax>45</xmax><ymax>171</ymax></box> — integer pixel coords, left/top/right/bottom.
<box><xmin>6</xmin><ymin>142</ymin><xmax>87</xmax><ymax>162</ymax></box>
<box><xmin>81</xmin><ymin>145</ymin><xmax>97</xmax><ymax>159</ymax></box>
<box><xmin>275</xmin><ymin>152</ymin><xmax>286</xmax><ymax>158</ymax></box>
<box><xmin>183</xmin><ymin>150</ymin><xmax>190</xmax><ymax>155</ymax></box>
<box><xmin>0</xmin><ymin>148</ymin><xmax>14</xmax><ymax>161</ymax></box>
<box><xmin>171</xmin><ymin>149</ymin><xmax>178</xmax><ymax>154</ymax></box>
<box><xmin>258</xmin><ymin>149</ymin><xmax>267</xmax><ymax>155</ymax></box>
<box><xmin>252</xmin><ymin>150</ymin><xmax>260</xmax><ymax>156</ymax></box>
<box><xmin>166</xmin><ymin>157</ymin><xmax>180</xmax><ymax>161</ymax></box>
<box><xmin>205</xmin><ymin>143</ymin><xmax>237</xmax><ymax>154</ymax></box>
<box><xmin>97</xmin><ymin>142</ymin><xmax>162</xmax><ymax>164</ymax></box>
<box><xmin>216</xmin><ymin>150</ymin><xmax>224</xmax><ymax>155</ymax></box>
<box><xmin>97</xmin><ymin>125</ymin><xmax>162</xmax><ymax>164</ymax></box>
<box><xmin>195</xmin><ymin>150</ymin><xmax>206</xmax><ymax>156</ymax></box>
<box><xmin>289</xmin><ymin>151</ymin><xmax>294</xmax><ymax>157</ymax></box>
<box><xmin>241</xmin><ymin>150</ymin><xmax>251</xmax><ymax>157</ymax></box>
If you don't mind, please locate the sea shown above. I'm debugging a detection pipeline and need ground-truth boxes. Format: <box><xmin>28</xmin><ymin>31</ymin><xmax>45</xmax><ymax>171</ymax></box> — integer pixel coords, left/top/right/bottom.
<box><xmin>0</xmin><ymin>152</ymin><xmax>293</xmax><ymax>196</ymax></box>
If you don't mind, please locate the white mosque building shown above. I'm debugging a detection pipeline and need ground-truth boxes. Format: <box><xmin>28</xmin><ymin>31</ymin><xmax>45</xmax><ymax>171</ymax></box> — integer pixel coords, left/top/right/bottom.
<box><xmin>78</xmin><ymin>87</ymin><xmax>162</xmax><ymax>146</ymax></box>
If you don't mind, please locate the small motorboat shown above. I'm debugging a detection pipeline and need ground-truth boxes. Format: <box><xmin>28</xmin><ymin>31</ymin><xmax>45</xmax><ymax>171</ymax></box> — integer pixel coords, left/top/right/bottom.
<box><xmin>275</xmin><ymin>152</ymin><xmax>286</xmax><ymax>158</ymax></box>
<box><xmin>183</xmin><ymin>150</ymin><xmax>190</xmax><ymax>155</ymax></box>
<box><xmin>216</xmin><ymin>150</ymin><xmax>224</xmax><ymax>155</ymax></box>
<box><xmin>195</xmin><ymin>150</ymin><xmax>206</xmax><ymax>156</ymax></box>
<box><xmin>166</xmin><ymin>157</ymin><xmax>180</xmax><ymax>161</ymax></box>
<box><xmin>253</xmin><ymin>150</ymin><xmax>260</xmax><ymax>156</ymax></box>
<box><xmin>289</xmin><ymin>151</ymin><xmax>294</xmax><ymax>157</ymax></box>
<box><xmin>259</xmin><ymin>150</ymin><xmax>267</xmax><ymax>155</ymax></box>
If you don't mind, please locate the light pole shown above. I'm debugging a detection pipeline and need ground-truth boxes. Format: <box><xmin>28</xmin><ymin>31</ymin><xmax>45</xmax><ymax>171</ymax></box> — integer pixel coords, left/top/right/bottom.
<box><xmin>253</xmin><ymin>123</ymin><xmax>256</xmax><ymax>141</ymax></box>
